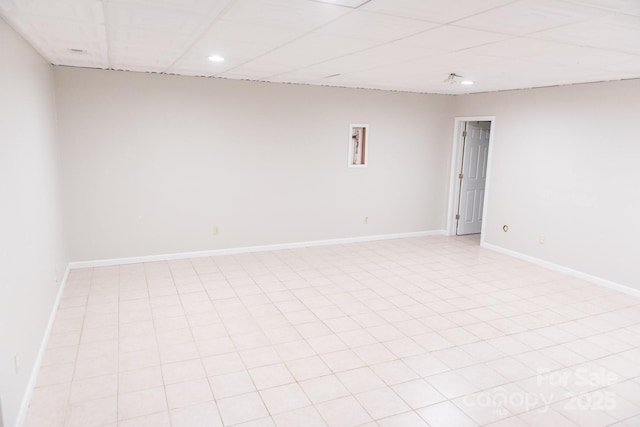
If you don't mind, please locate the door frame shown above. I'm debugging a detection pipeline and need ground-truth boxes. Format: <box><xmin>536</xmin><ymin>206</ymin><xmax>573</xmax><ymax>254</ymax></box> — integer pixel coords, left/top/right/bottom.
<box><xmin>446</xmin><ymin>116</ymin><xmax>496</xmax><ymax>242</ymax></box>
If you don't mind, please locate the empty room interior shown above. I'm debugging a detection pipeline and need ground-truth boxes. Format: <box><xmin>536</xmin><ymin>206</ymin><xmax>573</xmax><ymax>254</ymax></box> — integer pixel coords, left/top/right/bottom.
<box><xmin>2</xmin><ymin>0</ymin><xmax>640</xmax><ymax>426</ymax></box>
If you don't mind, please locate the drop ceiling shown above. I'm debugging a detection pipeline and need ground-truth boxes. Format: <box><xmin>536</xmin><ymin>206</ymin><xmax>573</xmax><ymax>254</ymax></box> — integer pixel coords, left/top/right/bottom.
<box><xmin>1</xmin><ymin>0</ymin><xmax>640</xmax><ymax>94</ymax></box>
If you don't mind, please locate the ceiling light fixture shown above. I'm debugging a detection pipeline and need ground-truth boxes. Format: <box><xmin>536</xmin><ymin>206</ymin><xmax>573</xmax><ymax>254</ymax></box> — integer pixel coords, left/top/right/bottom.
<box><xmin>444</xmin><ymin>73</ymin><xmax>463</xmax><ymax>84</ymax></box>
<box><xmin>444</xmin><ymin>73</ymin><xmax>474</xmax><ymax>86</ymax></box>
<box><xmin>208</xmin><ymin>55</ymin><xmax>225</xmax><ymax>63</ymax></box>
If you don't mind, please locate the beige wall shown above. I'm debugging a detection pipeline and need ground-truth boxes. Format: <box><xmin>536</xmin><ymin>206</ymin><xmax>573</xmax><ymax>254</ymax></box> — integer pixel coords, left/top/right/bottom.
<box><xmin>454</xmin><ymin>79</ymin><xmax>640</xmax><ymax>289</ymax></box>
<box><xmin>54</xmin><ymin>66</ymin><xmax>640</xmax><ymax>289</ymax></box>
<box><xmin>55</xmin><ymin>67</ymin><xmax>455</xmax><ymax>262</ymax></box>
<box><xmin>0</xmin><ymin>19</ymin><xmax>67</xmax><ymax>427</ymax></box>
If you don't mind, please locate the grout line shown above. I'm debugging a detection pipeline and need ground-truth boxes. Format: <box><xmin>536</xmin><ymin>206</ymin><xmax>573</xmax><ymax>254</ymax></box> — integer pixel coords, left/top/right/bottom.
<box><xmin>23</xmin><ymin>237</ymin><xmax>640</xmax><ymax>426</ymax></box>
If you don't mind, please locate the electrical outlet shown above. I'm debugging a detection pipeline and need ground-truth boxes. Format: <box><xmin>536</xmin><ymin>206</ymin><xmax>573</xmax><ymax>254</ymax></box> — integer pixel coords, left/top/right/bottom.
<box><xmin>212</xmin><ymin>226</ymin><xmax>220</xmax><ymax>236</ymax></box>
<box><xmin>363</xmin><ymin>216</ymin><xmax>369</xmax><ymax>224</ymax></box>
<box><xmin>14</xmin><ymin>354</ymin><xmax>19</xmax><ymax>374</ymax></box>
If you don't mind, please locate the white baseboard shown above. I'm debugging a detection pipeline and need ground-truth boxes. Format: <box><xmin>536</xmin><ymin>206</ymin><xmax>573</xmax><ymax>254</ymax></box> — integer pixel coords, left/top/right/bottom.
<box><xmin>15</xmin><ymin>265</ymin><xmax>71</xmax><ymax>427</ymax></box>
<box><xmin>481</xmin><ymin>242</ymin><xmax>640</xmax><ymax>299</ymax></box>
<box><xmin>68</xmin><ymin>230</ymin><xmax>447</xmax><ymax>269</ymax></box>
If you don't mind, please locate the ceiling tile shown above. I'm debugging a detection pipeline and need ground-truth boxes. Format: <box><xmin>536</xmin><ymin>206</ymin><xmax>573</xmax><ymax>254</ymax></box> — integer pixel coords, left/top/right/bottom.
<box><xmin>453</xmin><ymin>0</ymin><xmax>608</xmax><ymax>35</ymax></box>
<box><xmin>1</xmin><ymin>0</ymin><xmax>640</xmax><ymax>93</ymax></box>
<box><xmin>169</xmin><ymin>43</ymin><xmax>270</xmax><ymax>76</ymax></box>
<box><xmin>565</xmin><ymin>0</ymin><xmax>640</xmax><ymax>15</ymax></box>
<box><xmin>275</xmin><ymin>42</ymin><xmax>445</xmax><ymax>80</ymax></box>
<box><xmin>20</xmin><ymin>19</ymin><xmax>107</xmax><ymax>65</ymax></box>
<box><xmin>236</xmin><ymin>33</ymin><xmax>376</xmax><ymax>69</ymax></box>
<box><xmin>393</xmin><ymin>25</ymin><xmax>511</xmax><ymax>52</ymax></box>
<box><xmin>1</xmin><ymin>0</ymin><xmax>104</xmax><ymax>24</ymax></box>
<box><xmin>361</xmin><ymin>0</ymin><xmax>515</xmax><ymax>23</ymax></box>
<box><xmin>312</xmin><ymin>0</ymin><xmax>371</xmax><ymax>7</ymax></box>
<box><xmin>167</xmin><ymin>19</ymin><xmax>302</xmax><ymax>75</ymax></box>
<box><xmin>0</xmin><ymin>0</ymin><xmax>106</xmax><ymax>65</ymax></box>
<box><xmin>108</xmin><ymin>29</ymin><xmax>191</xmax><ymax>71</ymax></box>
<box><xmin>108</xmin><ymin>28</ymin><xmax>189</xmax><ymax>52</ymax></box>
<box><xmin>223</xmin><ymin>0</ymin><xmax>350</xmax><ymax>31</ymax></box>
<box><xmin>106</xmin><ymin>1</ymin><xmax>205</xmax><ymax>33</ymax></box>
<box><xmin>197</xmin><ymin>19</ymin><xmax>302</xmax><ymax>46</ymax></box>
<box><xmin>220</xmin><ymin>62</ymin><xmax>296</xmax><ymax>79</ymax></box>
<box><xmin>399</xmin><ymin>51</ymin><xmax>503</xmax><ymax>77</ymax></box>
<box><xmin>532</xmin><ymin>13</ymin><xmax>640</xmax><ymax>55</ymax></box>
<box><xmin>467</xmin><ymin>37</ymin><xmax>640</xmax><ymax>72</ymax></box>
<box><xmin>106</xmin><ymin>0</ymin><xmax>232</xmax><ymax>72</ymax></box>
<box><xmin>323</xmin><ymin>67</ymin><xmax>459</xmax><ymax>93</ymax></box>
<box><xmin>316</xmin><ymin>10</ymin><xmax>439</xmax><ymax>42</ymax></box>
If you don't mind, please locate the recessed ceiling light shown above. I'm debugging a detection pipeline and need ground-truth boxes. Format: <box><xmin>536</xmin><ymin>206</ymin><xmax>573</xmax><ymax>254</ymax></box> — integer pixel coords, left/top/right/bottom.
<box><xmin>461</xmin><ymin>80</ymin><xmax>475</xmax><ymax>85</ymax></box>
<box><xmin>208</xmin><ymin>55</ymin><xmax>225</xmax><ymax>63</ymax></box>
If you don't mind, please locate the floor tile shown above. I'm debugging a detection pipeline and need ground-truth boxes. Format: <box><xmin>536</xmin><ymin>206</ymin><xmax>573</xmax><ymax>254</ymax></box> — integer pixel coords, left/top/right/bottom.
<box><xmin>337</xmin><ymin>367</ymin><xmax>386</xmax><ymax>394</ymax></box>
<box><xmin>371</xmin><ymin>360</ymin><xmax>420</xmax><ymax>385</ymax></box>
<box><xmin>118</xmin><ymin>348</ymin><xmax>160</xmax><ymax>372</ymax></box>
<box><xmin>392</xmin><ymin>378</ymin><xmax>446</xmax><ymax>409</ymax></box>
<box><xmin>427</xmin><ymin>370</ymin><xmax>478</xmax><ymax>399</ymax></box>
<box><xmin>234</xmin><ymin>416</ymin><xmax>276</xmax><ymax>427</ymax></box>
<box><xmin>274</xmin><ymin>340</ymin><xmax>316</xmax><ymax>361</ymax></box>
<box><xmin>26</xmin><ymin>383</ymin><xmax>70</xmax><ymax>420</ymax></box>
<box><xmin>239</xmin><ymin>345</ymin><xmax>282</xmax><ymax>369</ymax></box>
<box><xmin>272</xmin><ymin>405</ymin><xmax>327</xmax><ymax>427</ymax></box>
<box><xmin>315</xmin><ymin>396</ymin><xmax>373</xmax><ymax>427</ymax></box>
<box><xmin>216</xmin><ymin>392</ymin><xmax>269</xmax><ymax>426</ymax></box>
<box><xmin>165</xmin><ymin>379</ymin><xmax>213</xmax><ymax>409</ymax></box>
<box><xmin>259</xmin><ymin>383</ymin><xmax>310</xmax><ymax>414</ymax></box>
<box><xmin>118</xmin><ymin>411</ymin><xmax>171</xmax><ymax>427</ymax></box>
<box><xmin>307</xmin><ymin>335</ymin><xmax>348</xmax><ymax>354</ymax></box>
<box><xmin>355</xmin><ymin>387</ymin><xmax>411</xmax><ymax>420</ymax></box>
<box><xmin>402</xmin><ymin>353</ymin><xmax>450</xmax><ymax>377</ymax></box>
<box><xmin>69</xmin><ymin>374</ymin><xmax>117</xmax><ymax>403</ymax></box>
<box><xmin>118</xmin><ymin>366</ymin><xmax>163</xmax><ymax>394</ymax></box>
<box><xmin>170</xmin><ymin>401</ymin><xmax>223</xmax><ymax>427</ymax></box>
<box><xmin>321</xmin><ymin>349</ymin><xmax>366</xmax><ymax>373</ymax></box>
<box><xmin>417</xmin><ymin>401</ymin><xmax>477</xmax><ymax>427</ymax></box>
<box><xmin>162</xmin><ymin>359</ymin><xmax>206</xmax><ymax>385</ymax></box>
<box><xmin>209</xmin><ymin>371</ymin><xmax>256</xmax><ymax>399</ymax></box>
<box><xmin>118</xmin><ymin>386</ymin><xmax>167</xmax><ymax>421</ymax></box>
<box><xmin>299</xmin><ymin>375</ymin><xmax>350</xmax><ymax>404</ymax></box>
<box><xmin>249</xmin><ymin>363</ymin><xmax>295</xmax><ymax>390</ymax></box>
<box><xmin>456</xmin><ymin>363</ymin><xmax>509</xmax><ymax>390</ymax></box>
<box><xmin>66</xmin><ymin>396</ymin><xmax>117</xmax><ymax>427</ymax></box>
<box><xmin>352</xmin><ymin>343</ymin><xmax>396</xmax><ymax>365</ymax></box>
<box><xmin>202</xmin><ymin>352</ymin><xmax>245</xmax><ymax>377</ymax></box>
<box><xmin>22</xmin><ymin>235</ymin><xmax>640</xmax><ymax>427</ymax></box>
<box><xmin>286</xmin><ymin>356</ymin><xmax>332</xmax><ymax>381</ymax></box>
<box><xmin>37</xmin><ymin>363</ymin><xmax>75</xmax><ymax>386</ymax></box>
<box><xmin>378</xmin><ymin>411</ymin><xmax>429</xmax><ymax>427</ymax></box>
<box><xmin>383</xmin><ymin>337</ymin><xmax>426</xmax><ymax>358</ymax></box>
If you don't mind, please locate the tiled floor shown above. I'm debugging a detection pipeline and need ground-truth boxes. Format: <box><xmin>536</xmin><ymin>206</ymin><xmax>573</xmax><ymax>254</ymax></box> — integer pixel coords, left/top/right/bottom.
<box><xmin>25</xmin><ymin>235</ymin><xmax>640</xmax><ymax>427</ymax></box>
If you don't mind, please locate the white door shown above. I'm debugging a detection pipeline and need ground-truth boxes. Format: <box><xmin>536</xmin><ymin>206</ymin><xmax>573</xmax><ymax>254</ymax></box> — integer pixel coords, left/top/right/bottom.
<box><xmin>456</xmin><ymin>121</ymin><xmax>490</xmax><ymax>235</ymax></box>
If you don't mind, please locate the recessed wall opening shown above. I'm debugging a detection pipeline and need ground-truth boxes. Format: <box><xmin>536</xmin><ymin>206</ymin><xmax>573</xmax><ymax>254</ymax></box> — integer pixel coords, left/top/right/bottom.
<box><xmin>447</xmin><ymin>116</ymin><xmax>496</xmax><ymax>244</ymax></box>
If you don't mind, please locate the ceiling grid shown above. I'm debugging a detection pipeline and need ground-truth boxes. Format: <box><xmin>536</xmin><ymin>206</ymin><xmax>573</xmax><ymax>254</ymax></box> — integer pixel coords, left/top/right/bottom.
<box><xmin>1</xmin><ymin>0</ymin><xmax>639</xmax><ymax>94</ymax></box>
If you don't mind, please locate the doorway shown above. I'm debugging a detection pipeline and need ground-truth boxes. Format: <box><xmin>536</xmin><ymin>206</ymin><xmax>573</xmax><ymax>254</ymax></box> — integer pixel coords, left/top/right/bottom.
<box><xmin>447</xmin><ymin>117</ymin><xmax>495</xmax><ymax>240</ymax></box>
